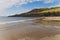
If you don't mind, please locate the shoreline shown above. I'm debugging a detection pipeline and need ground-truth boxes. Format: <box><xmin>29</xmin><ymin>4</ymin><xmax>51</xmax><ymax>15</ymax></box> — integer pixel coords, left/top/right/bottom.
<box><xmin>0</xmin><ymin>17</ymin><xmax>40</xmax><ymax>25</ymax></box>
<box><xmin>1</xmin><ymin>17</ymin><xmax>60</xmax><ymax>26</ymax></box>
<box><xmin>0</xmin><ymin>18</ymin><xmax>60</xmax><ymax>40</ymax></box>
<box><xmin>1</xmin><ymin>17</ymin><xmax>60</xmax><ymax>27</ymax></box>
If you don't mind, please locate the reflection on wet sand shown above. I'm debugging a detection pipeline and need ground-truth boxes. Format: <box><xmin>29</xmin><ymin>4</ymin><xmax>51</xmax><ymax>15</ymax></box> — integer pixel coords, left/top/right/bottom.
<box><xmin>0</xmin><ymin>21</ymin><xmax>60</xmax><ymax>40</ymax></box>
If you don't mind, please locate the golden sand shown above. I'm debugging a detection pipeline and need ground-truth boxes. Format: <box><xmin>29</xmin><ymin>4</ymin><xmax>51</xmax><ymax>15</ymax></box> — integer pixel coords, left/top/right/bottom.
<box><xmin>43</xmin><ymin>17</ymin><xmax>60</xmax><ymax>20</ymax></box>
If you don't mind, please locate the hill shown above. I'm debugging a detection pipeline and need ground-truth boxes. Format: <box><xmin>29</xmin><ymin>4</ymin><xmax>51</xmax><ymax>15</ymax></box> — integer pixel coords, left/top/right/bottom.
<box><xmin>8</xmin><ymin>7</ymin><xmax>60</xmax><ymax>17</ymax></box>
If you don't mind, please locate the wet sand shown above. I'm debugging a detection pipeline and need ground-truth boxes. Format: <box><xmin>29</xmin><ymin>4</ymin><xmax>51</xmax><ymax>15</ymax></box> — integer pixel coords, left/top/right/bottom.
<box><xmin>0</xmin><ymin>20</ymin><xmax>60</xmax><ymax>40</ymax></box>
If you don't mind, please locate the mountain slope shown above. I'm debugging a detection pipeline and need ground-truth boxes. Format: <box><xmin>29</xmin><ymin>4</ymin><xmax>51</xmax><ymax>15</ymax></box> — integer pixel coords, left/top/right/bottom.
<box><xmin>8</xmin><ymin>7</ymin><xmax>60</xmax><ymax>17</ymax></box>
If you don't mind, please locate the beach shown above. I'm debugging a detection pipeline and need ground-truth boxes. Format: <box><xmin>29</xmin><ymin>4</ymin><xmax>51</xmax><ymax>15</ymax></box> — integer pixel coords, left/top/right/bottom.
<box><xmin>0</xmin><ymin>19</ymin><xmax>60</xmax><ymax>40</ymax></box>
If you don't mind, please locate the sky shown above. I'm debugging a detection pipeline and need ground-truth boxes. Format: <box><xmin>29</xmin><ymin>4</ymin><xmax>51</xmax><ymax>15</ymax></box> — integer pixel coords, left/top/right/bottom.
<box><xmin>0</xmin><ymin>0</ymin><xmax>60</xmax><ymax>16</ymax></box>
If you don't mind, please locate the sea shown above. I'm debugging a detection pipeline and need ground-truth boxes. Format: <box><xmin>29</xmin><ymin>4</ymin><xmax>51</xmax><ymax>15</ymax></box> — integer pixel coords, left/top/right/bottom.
<box><xmin>0</xmin><ymin>16</ymin><xmax>35</xmax><ymax>24</ymax></box>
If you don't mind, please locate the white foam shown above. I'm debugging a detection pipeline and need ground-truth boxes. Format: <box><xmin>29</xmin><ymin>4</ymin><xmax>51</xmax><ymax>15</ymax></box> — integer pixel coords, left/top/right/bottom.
<box><xmin>0</xmin><ymin>19</ymin><xmax>34</xmax><ymax>25</ymax></box>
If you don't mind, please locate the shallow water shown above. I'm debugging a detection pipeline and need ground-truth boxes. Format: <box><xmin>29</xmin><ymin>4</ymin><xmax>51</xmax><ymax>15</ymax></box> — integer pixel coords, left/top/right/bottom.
<box><xmin>0</xmin><ymin>16</ymin><xmax>35</xmax><ymax>24</ymax></box>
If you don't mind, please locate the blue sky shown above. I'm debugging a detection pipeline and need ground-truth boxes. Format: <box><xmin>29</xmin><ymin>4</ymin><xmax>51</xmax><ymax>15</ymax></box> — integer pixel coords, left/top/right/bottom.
<box><xmin>0</xmin><ymin>0</ymin><xmax>60</xmax><ymax>16</ymax></box>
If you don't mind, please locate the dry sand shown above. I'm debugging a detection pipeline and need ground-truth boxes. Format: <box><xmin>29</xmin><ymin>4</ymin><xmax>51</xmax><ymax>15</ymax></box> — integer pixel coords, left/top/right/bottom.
<box><xmin>0</xmin><ymin>20</ymin><xmax>60</xmax><ymax>40</ymax></box>
<box><xmin>43</xmin><ymin>17</ymin><xmax>60</xmax><ymax>20</ymax></box>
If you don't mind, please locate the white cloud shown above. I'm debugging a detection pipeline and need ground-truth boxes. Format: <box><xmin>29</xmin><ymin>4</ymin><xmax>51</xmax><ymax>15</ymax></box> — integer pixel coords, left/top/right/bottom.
<box><xmin>0</xmin><ymin>0</ymin><xmax>42</xmax><ymax>9</ymax></box>
<box><xmin>0</xmin><ymin>0</ymin><xmax>54</xmax><ymax>9</ymax></box>
<box><xmin>49</xmin><ymin>4</ymin><xmax>60</xmax><ymax>8</ymax></box>
<box><xmin>42</xmin><ymin>0</ymin><xmax>55</xmax><ymax>4</ymax></box>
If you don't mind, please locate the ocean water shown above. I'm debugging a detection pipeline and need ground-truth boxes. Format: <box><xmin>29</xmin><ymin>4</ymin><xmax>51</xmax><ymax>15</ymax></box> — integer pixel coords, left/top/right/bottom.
<box><xmin>0</xmin><ymin>16</ymin><xmax>34</xmax><ymax>24</ymax></box>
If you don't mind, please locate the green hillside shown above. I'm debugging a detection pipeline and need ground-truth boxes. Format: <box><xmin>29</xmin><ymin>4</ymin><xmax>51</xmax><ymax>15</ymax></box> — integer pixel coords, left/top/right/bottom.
<box><xmin>40</xmin><ymin>7</ymin><xmax>60</xmax><ymax>16</ymax></box>
<box><xmin>8</xmin><ymin>7</ymin><xmax>60</xmax><ymax>17</ymax></box>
